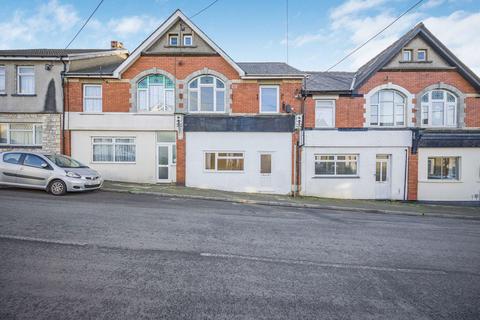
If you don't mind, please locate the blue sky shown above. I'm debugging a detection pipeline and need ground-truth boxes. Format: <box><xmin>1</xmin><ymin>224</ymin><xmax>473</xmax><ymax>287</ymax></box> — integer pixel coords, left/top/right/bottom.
<box><xmin>1</xmin><ymin>0</ymin><xmax>479</xmax><ymax>73</ymax></box>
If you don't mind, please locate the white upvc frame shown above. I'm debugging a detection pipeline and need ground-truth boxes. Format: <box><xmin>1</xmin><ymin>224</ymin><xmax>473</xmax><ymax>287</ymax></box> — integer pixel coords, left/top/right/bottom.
<box><xmin>315</xmin><ymin>99</ymin><xmax>335</xmax><ymax>128</ymax></box>
<box><xmin>259</xmin><ymin>85</ymin><xmax>280</xmax><ymax>114</ymax></box>
<box><xmin>91</xmin><ymin>137</ymin><xmax>136</xmax><ymax>164</ymax></box>
<box><xmin>427</xmin><ymin>156</ymin><xmax>460</xmax><ymax>181</ymax></box>
<box><xmin>204</xmin><ymin>151</ymin><xmax>245</xmax><ymax>172</ymax></box>
<box><xmin>83</xmin><ymin>84</ymin><xmax>102</xmax><ymax>112</ymax></box>
<box><xmin>169</xmin><ymin>34</ymin><xmax>179</xmax><ymax>46</ymax></box>
<box><xmin>314</xmin><ymin>154</ymin><xmax>359</xmax><ymax>177</ymax></box>
<box><xmin>136</xmin><ymin>75</ymin><xmax>175</xmax><ymax>113</ymax></box>
<box><xmin>0</xmin><ymin>123</ymin><xmax>42</xmax><ymax>146</ymax></box>
<box><xmin>0</xmin><ymin>66</ymin><xmax>5</xmax><ymax>94</ymax></box>
<box><xmin>16</xmin><ymin>65</ymin><xmax>35</xmax><ymax>95</ymax></box>
<box><xmin>183</xmin><ymin>34</ymin><xmax>193</xmax><ymax>46</ymax></box>
<box><xmin>188</xmin><ymin>75</ymin><xmax>226</xmax><ymax>113</ymax></box>
<box><xmin>402</xmin><ymin>49</ymin><xmax>412</xmax><ymax>62</ymax></box>
<box><xmin>420</xmin><ymin>90</ymin><xmax>457</xmax><ymax>128</ymax></box>
<box><xmin>417</xmin><ymin>49</ymin><xmax>427</xmax><ymax>61</ymax></box>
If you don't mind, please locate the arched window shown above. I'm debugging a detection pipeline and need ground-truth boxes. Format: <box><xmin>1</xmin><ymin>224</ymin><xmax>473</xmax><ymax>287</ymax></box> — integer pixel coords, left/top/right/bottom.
<box><xmin>421</xmin><ymin>90</ymin><xmax>457</xmax><ymax>127</ymax></box>
<box><xmin>188</xmin><ymin>75</ymin><xmax>225</xmax><ymax>112</ymax></box>
<box><xmin>369</xmin><ymin>89</ymin><xmax>405</xmax><ymax>126</ymax></box>
<box><xmin>137</xmin><ymin>74</ymin><xmax>174</xmax><ymax>112</ymax></box>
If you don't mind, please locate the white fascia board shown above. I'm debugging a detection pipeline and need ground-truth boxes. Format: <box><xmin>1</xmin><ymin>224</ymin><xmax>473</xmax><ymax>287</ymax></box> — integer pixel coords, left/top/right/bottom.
<box><xmin>241</xmin><ymin>75</ymin><xmax>305</xmax><ymax>80</ymax></box>
<box><xmin>0</xmin><ymin>57</ymin><xmax>63</xmax><ymax>61</ymax></box>
<box><xmin>64</xmin><ymin>74</ymin><xmax>117</xmax><ymax>78</ymax></box>
<box><xmin>113</xmin><ymin>10</ymin><xmax>245</xmax><ymax>78</ymax></box>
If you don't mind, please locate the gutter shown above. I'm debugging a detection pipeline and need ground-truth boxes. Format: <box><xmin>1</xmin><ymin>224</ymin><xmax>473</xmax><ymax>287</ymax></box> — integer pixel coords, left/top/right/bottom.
<box><xmin>60</xmin><ymin>56</ymin><xmax>67</xmax><ymax>154</ymax></box>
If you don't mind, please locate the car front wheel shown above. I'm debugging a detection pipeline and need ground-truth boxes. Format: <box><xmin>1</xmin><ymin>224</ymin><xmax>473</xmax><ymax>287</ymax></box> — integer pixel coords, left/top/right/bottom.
<box><xmin>48</xmin><ymin>179</ymin><xmax>67</xmax><ymax>196</ymax></box>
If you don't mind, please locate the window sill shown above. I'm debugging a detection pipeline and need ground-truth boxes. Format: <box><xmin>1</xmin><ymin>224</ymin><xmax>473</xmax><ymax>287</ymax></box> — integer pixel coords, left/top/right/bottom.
<box><xmin>419</xmin><ymin>180</ymin><xmax>463</xmax><ymax>183</ymax></box>
<box><xmin>399</xmin><ymin>60</ymin><xmax>433</xmax><ymax>64</ymax></box>
<box><xmin>164</xmin><ymin>45</ymin><xmax>198</xmax><ymax>48</ymax></box>
<box><xmin>312</xmin><ymin>175</ymin><xmax>360</xmax><ymax>179</ymax></box>
<box><xmin>204</xmin><ymin>170</ymin><xmax>245</xmax><ymax>174</ymax></box>
<box><xmin>134</xmin><ymin>111</ymin><xmax>174</xmax><ymax>115</ymax></box>
<box><xmin>0</xmin><ymin>145</ymin><xmax>42</xmax><ymax>149</ymax></box>
<box><xmin>11</xmin><ymin>94</ymin><xmax>37</xmax><ymax>97</ymax></box>
<box><xmin>80</xmin><ymin>112</ymin><xmax>104</xmax><ymax>115</ymax></box>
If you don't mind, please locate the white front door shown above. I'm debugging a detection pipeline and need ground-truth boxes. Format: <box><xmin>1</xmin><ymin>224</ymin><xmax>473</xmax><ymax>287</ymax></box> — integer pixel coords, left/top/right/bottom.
<box><xmin>157</xmin><ymin>143</ymin><xmax>176</xmax><ymax>183</ymax></box>
<box><xmin>375</xmin><ymin>154</ymin><xmax>391</xmax><ymax>199</ymax></box>
<box><xmin>259</xmin><ymin>153</ymin><xmax>273</xmax><ymax>192</ymax></box>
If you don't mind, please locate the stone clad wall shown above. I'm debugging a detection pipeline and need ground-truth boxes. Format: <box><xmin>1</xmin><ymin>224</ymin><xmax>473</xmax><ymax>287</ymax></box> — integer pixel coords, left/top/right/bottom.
<box><xmin>0</xmin><ymin>113</ymin><xmax>62</xmax><ymax>153</ymax></box>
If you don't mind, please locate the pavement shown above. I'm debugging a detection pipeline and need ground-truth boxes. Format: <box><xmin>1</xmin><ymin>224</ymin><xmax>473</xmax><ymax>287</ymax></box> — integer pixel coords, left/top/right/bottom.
<box><xmin>0</xmin><ymin>188</ymin><xmax>479</xmax><ymax>319</ymax></box>
<box><xmin>103</xmin><ymin>180</ymin><xmax>480</xmax><ymax>220</ymax></box>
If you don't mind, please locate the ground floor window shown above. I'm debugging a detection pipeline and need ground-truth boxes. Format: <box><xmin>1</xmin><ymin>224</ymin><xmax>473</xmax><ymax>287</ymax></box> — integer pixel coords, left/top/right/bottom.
<box><xmin>427</xmin><ymin>157</ymin><xmax>459</xmax><ymax>180</ymax></box>
<box><xmin>0</xmin><ymin>123</ymin><xmax>42</xmax><ymax>146</ymax></box>
<box><xmin>92</xmin><ymin>137</ymin><xmax>136</xmax><ymax>163</ymax></box>
<box><xmin>314</xmin><ymin>154</ymin><xmax>358</xmax><ymax>176</ymax></box>
<box><xmin>205</xmin><ymin>152</ymin><xmax>244</xmax><ymax>171</ymax></box>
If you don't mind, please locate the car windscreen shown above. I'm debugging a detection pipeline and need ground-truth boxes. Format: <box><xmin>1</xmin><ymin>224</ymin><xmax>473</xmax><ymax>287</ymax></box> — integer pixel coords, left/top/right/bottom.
<box><xmin>45</xmin><ymin>155</ymin><xmax>88</xmax><ymax>168</ymax></box>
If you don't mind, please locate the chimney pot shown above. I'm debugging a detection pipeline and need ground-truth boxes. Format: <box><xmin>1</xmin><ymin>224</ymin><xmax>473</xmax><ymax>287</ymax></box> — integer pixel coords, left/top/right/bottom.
<box><xmin>111</xmin><ymin>40</ymin><xmax>124</xmax><ymax>49</ymax></box>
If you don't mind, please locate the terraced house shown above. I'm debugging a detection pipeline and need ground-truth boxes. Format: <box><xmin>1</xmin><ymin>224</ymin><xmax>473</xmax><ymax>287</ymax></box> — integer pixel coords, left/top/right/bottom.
<box><xmin>3</xmin><ymin>10</ymin><xmax>478</xmax><ymax>202</ymax></box>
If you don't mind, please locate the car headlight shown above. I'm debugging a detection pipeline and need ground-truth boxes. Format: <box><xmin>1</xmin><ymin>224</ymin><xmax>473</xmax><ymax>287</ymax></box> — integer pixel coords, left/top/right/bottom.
<box><xmin>65</xmin><ymin>171</ymin><xmax>81</xmax><ymax>179</ymax></box>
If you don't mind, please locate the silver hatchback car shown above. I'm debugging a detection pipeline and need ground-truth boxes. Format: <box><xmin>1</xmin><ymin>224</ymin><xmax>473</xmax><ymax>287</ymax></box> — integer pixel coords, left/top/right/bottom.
<box><xmin>0</xmin><ymin>151</ymin><xmax>103</xmax><ymax>195</ymax></box>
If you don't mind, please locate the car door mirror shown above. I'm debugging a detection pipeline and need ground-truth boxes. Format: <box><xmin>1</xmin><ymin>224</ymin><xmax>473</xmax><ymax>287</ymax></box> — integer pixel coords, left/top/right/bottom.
<box><xmin>41</xmin><ymin>163</ymin><xmax>49</xmax><ymax>169</ymax></box>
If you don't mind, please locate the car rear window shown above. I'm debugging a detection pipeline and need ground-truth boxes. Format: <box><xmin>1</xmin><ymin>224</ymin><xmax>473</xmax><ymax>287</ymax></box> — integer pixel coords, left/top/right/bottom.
<box><xmin>3</xmin><ymin>153</ymin><xmax>22</xmax><ymax>164</ymax></box>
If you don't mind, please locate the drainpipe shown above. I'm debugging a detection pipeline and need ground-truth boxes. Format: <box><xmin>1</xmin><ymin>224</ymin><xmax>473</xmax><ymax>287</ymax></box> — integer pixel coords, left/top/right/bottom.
<box><xmin>60</xmin><ymin>56</ymin><xmax>67</xmax><ymax>154</ymax></box>
<box><xmin>404</xmin><ymin>148</ymin><xmax>408</xmax><ymax>201</ymax></box>
<box><xmin>294</xmin><ymin>74</ymin><xmax>308</xmax><ymax>196</ymax></box>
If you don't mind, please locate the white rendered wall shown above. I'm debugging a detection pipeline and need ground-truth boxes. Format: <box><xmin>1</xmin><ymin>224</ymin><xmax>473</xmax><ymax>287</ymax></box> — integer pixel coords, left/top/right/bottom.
<box><xmin>65</xmin><ymin>112</ymin><xmax>175</xmax><ymax>131</ymax></box>
<box><xmin>418</xmin><ymin>148</ymin><xmax>480</xmax><ymax>201</ymax></box>
<box><xmin>301</xmin><ymin>130</ymin><xmax>411</xmax><ymax>199</ymax></box>
<box><xmin>71</xmin><ymin>130</ymin><xmax>158</xmax><ymax>183</ymax></box>
<box><xmin>185</xmin><ymin>132</ymin><xmax>292</xmax><ymax>194</ymax></box>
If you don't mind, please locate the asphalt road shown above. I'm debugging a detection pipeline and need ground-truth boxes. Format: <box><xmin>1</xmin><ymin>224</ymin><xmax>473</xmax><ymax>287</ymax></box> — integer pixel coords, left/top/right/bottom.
<box><xmin>0</xmin><ymin>188</ymin><xmax>479</xmax><ymax>320</ymax></box>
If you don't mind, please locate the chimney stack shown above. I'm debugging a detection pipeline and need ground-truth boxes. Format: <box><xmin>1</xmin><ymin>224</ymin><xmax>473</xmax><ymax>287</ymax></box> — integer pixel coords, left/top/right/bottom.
<box><xmin>111</xmin><ymin>40</ymin><xmax>124</xmax><ymax>49</ymax></box>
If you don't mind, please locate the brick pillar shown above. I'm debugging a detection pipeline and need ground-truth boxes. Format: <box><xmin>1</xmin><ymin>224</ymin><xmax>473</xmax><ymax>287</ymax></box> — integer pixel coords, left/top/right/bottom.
<box><xmin>407</xmin><ymin>148</ymin><xmax>418</xmax><ymax>201</ymax></box>
<box><xmin>63</xmin><ymin>130</ymin><xmax>72</xmax><ymax>156</ymax></box>
<box><xmin>176</xmin><ymin>134</ymin><xmax>186</xmax><ymax>186</ymax></box>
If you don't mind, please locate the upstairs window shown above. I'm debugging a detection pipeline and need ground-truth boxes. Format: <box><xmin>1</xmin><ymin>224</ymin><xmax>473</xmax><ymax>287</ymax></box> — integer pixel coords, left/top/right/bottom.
<box><xmin>421</xmin><ymin>90</ymin><xmax>457</xmax><ymax>127</ymax></box>
<box><xmin>370</xmin><ymin>89</ymin><xmax>405</xmax><ymax>127</ymax></box>
<box><xmin>17</xmin><ymin>66</ymin><xmax>35</xmax><ymax>94</ymax></box>
<box><xmin>315</xmin><ymin>100</ymin><xmax>335</xmax><ymax>128</ymax></box>
<box><xmin>188</xmin><ymin>75</ymin><xmax>225</xmax><ymax>113</ymax></box>
<box><xmin>83</xmin><ymin>85</ymin><xmax>102</xmax><ymax>112</ymax></box>
<box><xmin>183</xmin><ymin>35</ymin><xmax>193</xmax><ymax>46</ymax></box>
<box><xmin>417</xmin><ymin>49</ymin><xmax>427</xmax><ymax>61</ymax></box>
<box><xmin>137</xmin><ymin>74</ymin><xmax>175</xmax><ymax>112</ymax></box>
<box><xmin>169</xmin><ymin>34</ymin><xmax>179</xmax><ymax>46</ymax></box>
<box><xmin>260</xmin><ymin>85</ymin><xmax>279</xmax><ymax>113</ymax></box>
<box><xmin>402</xmin><ymin>49</ymin><xmax>412</xmax><ymax>62</ymax></box>
<box><xmin>0</xmin><ymin>66</ymin><xmax>5</xmax><ymax>94</ymax></box>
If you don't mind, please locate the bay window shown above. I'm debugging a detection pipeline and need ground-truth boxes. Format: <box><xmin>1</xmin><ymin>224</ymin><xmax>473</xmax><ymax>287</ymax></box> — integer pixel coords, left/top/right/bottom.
<box><xmin>421</xmin><ymin>90</ymin><xmax>457</xmax><ymax>127</ymax></box>
<box><xmin>315</xmin><ymin>100</ymin><xmax>335</xmax><ymax>127</ymax></box>
<box><xmin>188</xmin><ymin>75</ymin><xmax>225</xmax><ymax>112</ymax></box>
<box><xmin>137</xmin><ymin>74</ymin><xmax>174</xmax><ymax>112</ymax></box>
<box><xmin>83</xmin><ymin>84</ymin><xmax>102</xmax><ymax>112</ymax></box>
<box><xmin>0</xmin><ymin>123</ymin><xmax>42</xmax><ymax>146</ymax></box>
<box><xmin>17</xmin><ymin>66</ymin><xmax>35</xmax><ymax>95</ymax></box>
<box><xmin>427</xmin><ymin>157</ymin><xmax>459</xmax><ymax>180</ymax></box>
<box><xmin>92</xmin><ymin>137</ymin><xmax>136</xmax><ymax>163</ymax></box>
<box><xmin>370</xmin><ymin>89</ymin><xmax>405</xmax><ymax>126</ymax></box>
<box><xmin>315</xmin><ymin>154</ymin><xmax>358</xmax><ymax>176</ymax></box>
<box><xmin>260</xmin><ymin>85</ymin><xmax>279</xmax><ymax>113</ymax></box>
<box><xmin>204</xmin><ymin>152</ymin><xmax>244</xmax><ymax>171</ymax></box>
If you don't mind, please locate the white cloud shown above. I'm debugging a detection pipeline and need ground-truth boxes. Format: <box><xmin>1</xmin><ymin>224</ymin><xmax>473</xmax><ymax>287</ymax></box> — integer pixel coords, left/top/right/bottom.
<box><xmin>107</xmin><ymin>16</ymin><xmax>161</xmax><ymax>37</ymax></box>
<box><xmin>282</xmin><ymin>33</ymin><xmax>326</xmax><ymax>48</ymax></box>
<box><xmin>330</xmin><ymin>0</ymin><xmax>386</xmax><ymax>20</ymax></box>
<box><xmin>421</xmin><ymin>0</ymin><xmax>445</xmax><ymax>9</ymax></box>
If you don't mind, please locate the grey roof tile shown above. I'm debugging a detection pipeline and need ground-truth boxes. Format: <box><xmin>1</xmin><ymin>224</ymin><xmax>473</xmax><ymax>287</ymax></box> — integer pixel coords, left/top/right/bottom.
<box><xmin>305</xmin><ymin>71</ymin><xmax>355</xmax><ymax>92</ymax></box>
<box><xmin>0</xmin><ymin>48</ymin><xmax>118</xmax><ymax>58</ymax></box>
<box><xmin>237</xmin><ymin>62</ymin><xmax>304</xmax><ymax>76</ymax></box>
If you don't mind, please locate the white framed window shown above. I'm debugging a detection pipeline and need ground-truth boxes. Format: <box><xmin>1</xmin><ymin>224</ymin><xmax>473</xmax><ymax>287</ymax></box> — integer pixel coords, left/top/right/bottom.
<box><xmin>402</xmin><ymin>49</ymin><xmax>412</xmax><ymax>62</ymax></box>
<box><xmin>421</xmin><ymin>90</ymin><xmax>457</xmax><ymax>127</ymax></box>
<box><xmin>183</xmin><ymin>35</ymin><xmax>193</xmax><ymax>46</ymax></box>
<box><xmin>417</xmin><ymin>49</ymin><xmax>427</xmax><ymax>61</ymax></box>
<box><xmin>315</xmin><ymin>100</ymin><xmax>335</xmax><ymax>127</ymax></box>
<box><xmin>370</xmin><ymin>89</ymin><xmax>405</xmax><ymax>126</ymax></box>
<box><xmin>204</xmin><ymin>152</ymin><xmax>244</xmax><ymax>172</ymax></box>
<box><xmin>137</xmin><ymin>74</ymin><xmax>174</xmax><ymax>112</ymax></box>
<box><xmin>169</xmin><ymin>34</ymin><xmax>179</xmax><ymax>46</ymax></box>
<box><xmin>92</xmin><ymin>137</ymin><xmax>136</xmax><ymax>163</ymax></box>
<box><xmin>260</xmin><ymin>85</ymin><xmax>279</xmax><ymax>113</ymax></box>
<box><xmin>188</xmin><ymin>75</ymin><xmax>225</xmax><ymax>113</ymax></box>
<box><xmin>17</xmin><ymin>66</ymin><xmax>35</xmax><ymax>94</ymax></box>
<box><xmin>428</xmin><ymin>157</ymin><xmax>459</xmax><ymax>180</ymax></box>
<box><xmin>83</xmin><ymin>84</ymin><xmax>102</xmax><ymax>112</ymax></box>
<box><xmin>0</xmin><ymin>123</ymin><xmax>42</xmax><ymax>146</ymax></box>
<box><xmin>0</xmin><ymin>66</ymin><xmax>5</xmax><ymax>94</ymax></box>
<box><xmin>314</xmin><ymin>154</ymin><xmax>358</xmax><ymax>177</ymax></box>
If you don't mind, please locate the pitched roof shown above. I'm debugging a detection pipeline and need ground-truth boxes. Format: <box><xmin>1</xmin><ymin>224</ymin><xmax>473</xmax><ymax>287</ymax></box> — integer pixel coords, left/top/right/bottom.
<box><xmin>237</xmin><ymin>62</ymin><xmax>304</xmax><ymax>77</ymax></box>
<box><xmin>353</xmin><ymin>22</ymin><xmax>480</xmax><ymax>91</ymax></box>
<box><xmin>113</xmin><ymin>10</ymin><xmax>245</xmax><ymax>77</ymax></box>
<box><xmin>0</xmin><ymin>48</ymin><xmax>117</xmax><ymax>58</ymax></box>
<box><xmin>66</xmin><ymin>61</ymin><xmax>124</xmax><ymax>76</ymax></box>
<box><xmin>304</xmin><ymin>71</ymin><xmax>355</xmax><ymax>92</ymax></box>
